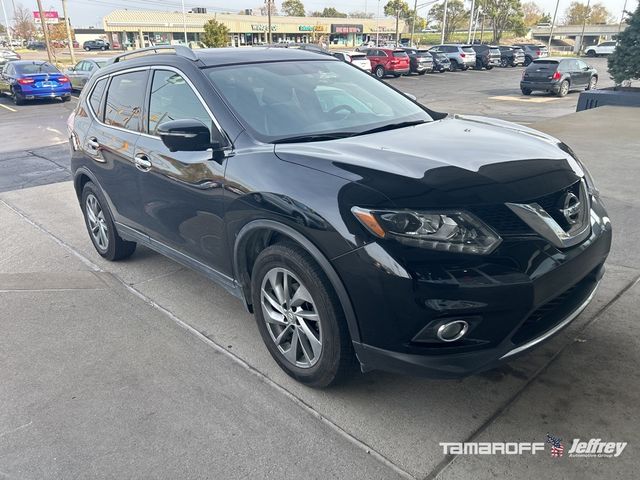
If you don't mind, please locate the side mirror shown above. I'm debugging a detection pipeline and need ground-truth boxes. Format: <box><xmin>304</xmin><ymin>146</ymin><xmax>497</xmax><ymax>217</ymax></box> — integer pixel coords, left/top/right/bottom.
<box><xmin>157</xmin><ymin>119</ymin><xmax>226</xmax><ymax>154</ymax></box>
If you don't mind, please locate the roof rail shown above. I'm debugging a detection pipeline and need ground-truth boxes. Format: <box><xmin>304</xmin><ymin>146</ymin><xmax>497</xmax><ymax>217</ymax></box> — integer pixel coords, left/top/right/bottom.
<box><xmin>111</xmin><ymin>45</ymin><xmax>199</xmax><ymax>63</ymax></box>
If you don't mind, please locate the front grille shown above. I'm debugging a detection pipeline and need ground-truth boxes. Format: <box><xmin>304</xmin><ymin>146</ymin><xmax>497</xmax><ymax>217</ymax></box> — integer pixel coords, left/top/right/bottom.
<box><xmin>470</xmin><ymin>180</ymin><xmax>581</xmax><ymax>236</ymax></box>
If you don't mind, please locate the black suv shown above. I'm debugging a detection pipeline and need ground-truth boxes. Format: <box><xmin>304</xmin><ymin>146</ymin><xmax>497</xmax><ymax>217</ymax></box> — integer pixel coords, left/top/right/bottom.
<box><xmin>401</xmin><ymin>47</ymin><xmax>434</xmax><ymax>74</ymax></box>
<box><xmin>470</xmin><ymin>44</ymin><xmax>501</xmax><ymax>70</ymax></box>
<box><xmin>69</xmin><ymin>46</ymin><xmax>611</xmax><ymax>387</ymax></box>
<box><xmin>83</xmin><ymin>39</ymin><xmax>110</xmax><ymax>51</ymax></box>
<box><xmin>521</xmin><ymin>58</ymin><xmax>598</xmax><ymax>97</ymax></box>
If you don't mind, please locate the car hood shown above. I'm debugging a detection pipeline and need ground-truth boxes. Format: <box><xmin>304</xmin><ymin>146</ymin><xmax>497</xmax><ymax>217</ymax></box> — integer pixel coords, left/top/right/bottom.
<box><xmin>274</xmin><ymin>115</ymin><xmax>585</xmax><ymax>208</ymax></box>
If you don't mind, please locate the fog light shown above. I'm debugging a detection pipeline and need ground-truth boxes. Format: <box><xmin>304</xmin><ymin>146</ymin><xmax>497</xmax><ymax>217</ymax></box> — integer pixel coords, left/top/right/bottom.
<box><xmin>437</xmin><ymin>320</ymin><xmax>469</xmax><ymax>342</ymax></box>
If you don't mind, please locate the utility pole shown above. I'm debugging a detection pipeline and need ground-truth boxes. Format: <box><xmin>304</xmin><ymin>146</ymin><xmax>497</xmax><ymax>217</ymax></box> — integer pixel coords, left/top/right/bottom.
<box><xmin>547</xmin><ymin>0</ymin><xmax>560</xmax><ymax>52</ymax></box>
<box><xmin>1</xmin><ymin>0</ymin><xmax>13</xmax><ymax>47</ymax></box>
<box><xmin>618</xmin><ymin>0</ymin><xmax>628</xmax><ymax>34</ymax></box>
<box><xmin>578</xmin><ymin>0</ymin><xmax>591</xmax><ymax>53</ymax></box>
<box><xmin>36</xmin><ymin>0</ymin><xmax>53</xmax><ymax>64</ymax></box>
<box><xmin>61</xmin><ymin>0</ymin><xmax>75</xmax><ymax>64</ymax></box>
<box><xmin>181</xmin><ymin>0</ymin><xmax>187</xmax><ymax>44</ymax></box>
<box><xmin>267</xmin><ymin>0</ymin><xmax>272</xmax><ymax>43</ymax></box>
<box><xmin>376</xmin><ymin>0</ymin><xmax>380</xmax><ymax>45</ymax></box>
<box><xmin>410</xmin><ymin>0</ymin><xmax>417</xmax><ymax>46</ymax></box>
<box><xmin>441</xmin><ymin>0</ymin><xmax>448</xmax><ymax>44</ymax></box>
<box><xmin>467</xmin><ymin>0</ymin><xmax>475</xmax><ymax>43</ymax></box>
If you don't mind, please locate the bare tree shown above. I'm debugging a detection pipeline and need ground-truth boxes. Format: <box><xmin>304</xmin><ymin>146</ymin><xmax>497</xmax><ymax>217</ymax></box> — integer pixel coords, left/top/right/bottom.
<box><xmin>13</xmin><ymin>3</ymin><xmax>35</xmax><ymax>40</ymax></box>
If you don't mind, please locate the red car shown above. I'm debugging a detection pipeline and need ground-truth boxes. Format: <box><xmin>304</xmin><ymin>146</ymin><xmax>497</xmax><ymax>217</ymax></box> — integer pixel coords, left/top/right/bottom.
<box><xmin>360</xmin><ymin>47</ymin><xmax>410</xmax><ymax>78</ymax></box>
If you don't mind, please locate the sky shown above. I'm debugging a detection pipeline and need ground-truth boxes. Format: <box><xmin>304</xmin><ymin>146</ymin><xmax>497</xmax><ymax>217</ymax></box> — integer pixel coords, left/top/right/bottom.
<box><xmin>1</xmin><ymin>0</ymin><xmax>637</xmax><ymax>29</ymax></box>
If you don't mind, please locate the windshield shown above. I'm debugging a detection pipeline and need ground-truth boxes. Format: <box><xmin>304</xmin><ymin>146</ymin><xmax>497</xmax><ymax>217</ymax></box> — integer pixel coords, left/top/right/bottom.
<box><xmin>206</xmin><ymin>60</ymin><xmax>431</xmax><ymax>143</ymax></box>
<box><xmin>15</xmin><ymin>62</ymin><xmax>59</xmax><ymax>74</ymax></box>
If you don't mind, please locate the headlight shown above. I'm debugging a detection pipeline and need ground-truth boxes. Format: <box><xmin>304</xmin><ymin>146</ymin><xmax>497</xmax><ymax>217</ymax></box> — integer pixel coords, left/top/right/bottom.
<box><xmin>351</xmin><ymin>207</ymin><xmax>501</xmax><ymax>255</ymax></box>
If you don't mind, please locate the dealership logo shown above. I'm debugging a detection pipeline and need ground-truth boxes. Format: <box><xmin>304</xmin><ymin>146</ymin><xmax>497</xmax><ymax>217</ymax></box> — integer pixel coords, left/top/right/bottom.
<box><xmin>440</xmin><ymin>442</ymin><xmax>545</xmax><ymax>455</ymax></box>
<box><xmin>546</xmin><ymin>433</ymin><xmax>564</xmax><ymax>457</ymax></box>
<box><xmin>568</xmin><ymin>438</ymin><xmax>627</xmax><ymax>458</ymax></box>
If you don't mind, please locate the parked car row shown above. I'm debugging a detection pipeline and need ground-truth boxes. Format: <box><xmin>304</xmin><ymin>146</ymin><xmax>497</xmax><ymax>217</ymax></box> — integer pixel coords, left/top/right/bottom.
<box><xmin>339</xmin><ymin>43</ymin><xmax>549</xmax><ymax>78</ymax></box>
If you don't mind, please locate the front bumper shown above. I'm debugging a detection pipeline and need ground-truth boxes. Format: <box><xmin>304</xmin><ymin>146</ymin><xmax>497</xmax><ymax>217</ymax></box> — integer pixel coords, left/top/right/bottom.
<box><xmin>334</xmin><ymin>196</ymin><xmax>612</xmax><ymax>378</ymax></box>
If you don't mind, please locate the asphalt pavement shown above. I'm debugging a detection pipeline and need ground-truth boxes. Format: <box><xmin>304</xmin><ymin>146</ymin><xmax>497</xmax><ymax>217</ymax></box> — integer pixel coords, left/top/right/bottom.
<box><xmin>1</xmin><ymin>54</ymin><xmax>638</xmax><ymax>479</ymax></box>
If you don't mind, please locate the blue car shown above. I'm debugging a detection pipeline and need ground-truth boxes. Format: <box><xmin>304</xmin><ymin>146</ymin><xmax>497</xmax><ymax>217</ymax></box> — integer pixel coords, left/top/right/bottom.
<box><xmin>0</xmin><ymin>60</ymin><xmax>71</xmax><ymax>105</ymax></box>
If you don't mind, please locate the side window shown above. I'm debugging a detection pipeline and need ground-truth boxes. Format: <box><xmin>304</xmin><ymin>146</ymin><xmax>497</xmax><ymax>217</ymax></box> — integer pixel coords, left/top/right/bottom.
<box><xmin>576</xmin><ymin>60</ymin><xmax>588</xmax><ymax>70</ymax></box>
<box><xmin>79</xmin><ymin>61</ymin><xmax>90</xmax><ymax>72</ymax></box>
<box><xmin>148</xmin><ymin>70</ymin><xmax>212</xmax><ymax>136</ymax></box>
<box><xmin>104</xmin><ymin>70</ymin><xmax>147</xmax><ymax>132</ymax></box>
<box><xmin>89</xmin><ymin>77</ymin><xmax>108</xmax><ymax>119</ymax></box>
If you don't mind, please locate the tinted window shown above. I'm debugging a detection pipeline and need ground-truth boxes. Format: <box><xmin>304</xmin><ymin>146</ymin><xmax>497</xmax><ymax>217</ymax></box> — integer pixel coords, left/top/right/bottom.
<box><xmin>576</xmin><ymin>60</ymin><xmax>589</xmax><ymax>70</ymax></box>
<box><xmin>148</xmin><ymin>70</ymin><xmax>211</xmax><ymax>136</ymax></box>
<box><xmin>393</xmin><ymin>51</ymin><xmax>408</xmax><ymax>57</ymax></box>
<box><xmin>89</xmin><ymin>77</ymin><xmax>107</xmax><ymax>119</ymax></box>
<box><xmin>104</xmin><ymin>70</ymin><xmax>147</xmax><ymax>132</ymax></box>
<box><xmin>206</xmin><ymin>60</ymin><xmax>431</xmax><ymax>142</ymax></box>
<box><xmin>14</xmin><ymin>62</ymin><xmax>59</xmax><ymax>74</ymax></box>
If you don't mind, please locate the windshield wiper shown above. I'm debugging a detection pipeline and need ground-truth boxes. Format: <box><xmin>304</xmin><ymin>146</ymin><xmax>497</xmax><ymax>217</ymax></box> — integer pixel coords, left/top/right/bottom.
<box><xmin>353</xmin><ymin>120</ymin><xmax>428</xmax><ymax>137</ymax></box>
<box><xmin>271</xmin><ymin>132</ymin><xmax>355</xmax><ymax>144</ymax></box>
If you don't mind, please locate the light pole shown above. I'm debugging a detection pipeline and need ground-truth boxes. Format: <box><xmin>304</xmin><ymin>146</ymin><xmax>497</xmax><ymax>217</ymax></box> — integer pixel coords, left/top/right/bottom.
<box><xmin>467</xmin><ymin>0</ymin><xmax>475</xmax><ymax>43</ymax></box>
<box><xmin>35</xmin><ymin>0</ymin><xmax>53</xmax><ymax>64</ymax></box>
<box><xmin>376</xmin><ymin>0</ymin><xmax>380</xmax><ymax>45</ymax></box>
<box><xmin>578</xmin><ymin>0</ymin><xmax>591</xmax><ymax>53</ymax></box>
<box><xmin>1</xmin><ymin>0</ymin><xmax>12</xmax><ymax>46</ymax></box>
<box><xmin>61</xmin><ymin>0</ymin><xmax>75</xmax><ymax>64</ymax></box>
<box><xmin>411</xmin><ymin>0</ymin><xmax>418</xmax><ymax>46</ymax></box>
<box><xmin>181</xmin><ymin>0</ymin><xmax>187</xmax><ymax>44</ymax></box>
<box><xmin>547</xmin><ymin>0</ymin><xmax>560</xmax><ymax>52</ymax></box>
<box><xmin>441</xmin><ymin>0</ymin><xmax>448</xmax><ymax>44</ymax></box>
<box><xmin>267</xmin><ymin>0</ymin><xmax>272</xmax><ymax>44</ymax></box>
<box><xmin>618</xmin><ymin>0</ymin><xmax>628</xmax><ymax>34</ymax></box>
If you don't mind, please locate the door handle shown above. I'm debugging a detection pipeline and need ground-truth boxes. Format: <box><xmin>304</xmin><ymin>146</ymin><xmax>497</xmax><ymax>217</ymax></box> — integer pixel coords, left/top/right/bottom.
<box><xmin>87</xmin><ymin>137</ymin><xmax>100</xmax><ymax>151</ymax></box>
<box><xmin>134</xmin><ymin>153</ymin><xmax>152</xmax><ymax>172</ymax></box>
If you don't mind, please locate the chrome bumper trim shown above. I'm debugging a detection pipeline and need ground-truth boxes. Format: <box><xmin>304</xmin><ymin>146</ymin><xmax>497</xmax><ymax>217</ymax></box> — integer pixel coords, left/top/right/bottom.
<box><xmin>500</xmin><ymin>280</ymin><xmax>600</xmax><ymax>360</ymax></box>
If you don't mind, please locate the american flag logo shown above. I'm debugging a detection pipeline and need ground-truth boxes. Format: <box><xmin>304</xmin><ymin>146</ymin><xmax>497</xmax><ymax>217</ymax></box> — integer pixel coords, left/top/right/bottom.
<box><xmin>546</xmin><ymin>433</ymin><xmax>564</xmax><ymax>457</ymax></box>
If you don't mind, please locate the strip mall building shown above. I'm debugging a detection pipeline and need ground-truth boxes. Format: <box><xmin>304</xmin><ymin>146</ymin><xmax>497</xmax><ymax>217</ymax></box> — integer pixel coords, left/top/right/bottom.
<box><xmin>102</xmin><ymin>10</ymin><xmax>404</xmax><ymax>49</ymax></box>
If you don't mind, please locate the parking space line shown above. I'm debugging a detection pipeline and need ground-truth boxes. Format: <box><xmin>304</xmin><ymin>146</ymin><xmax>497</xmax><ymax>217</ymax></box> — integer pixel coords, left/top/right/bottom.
<box><xmin>489</xmin><ymin>95</ymin><xmax>561</xmax><ymax>103</ymax></box>
<box><xmin>0</xmin><ymin>104</ymin><xmax>17</xmax><ymax>112</ymax></box>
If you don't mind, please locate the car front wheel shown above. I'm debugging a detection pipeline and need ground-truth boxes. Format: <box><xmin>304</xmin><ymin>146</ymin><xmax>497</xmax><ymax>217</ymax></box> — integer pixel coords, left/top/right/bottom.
<box><xmin>251</xmin><ymin>242</ymin><xmax>354</xmax><ymax>387</ymax></box>
<box><xmin>81</xmin><ymin>182</ymin><xmax>136</xmax><ymax>260</ymax></box>
<box><xmin>586</xmin><ymin>50</ymin><xmax>596</xmax><ymax>57</ymax></box>
<box><xmin>521</xmin><ymin>88</ymin><xmax>532</xmax><ymax>96</ymax></box>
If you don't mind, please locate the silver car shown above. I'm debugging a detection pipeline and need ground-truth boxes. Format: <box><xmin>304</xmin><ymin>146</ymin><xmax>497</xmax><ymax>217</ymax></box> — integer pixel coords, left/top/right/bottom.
<box><xmin>65</xmin><ymin>58</ymin><xmax>110</xmax><ymax>91</ymax></box>
<box><xmin>429</xmin><ymin>44</ymin><xmax>476</xmax><ymax>71</ymax></box>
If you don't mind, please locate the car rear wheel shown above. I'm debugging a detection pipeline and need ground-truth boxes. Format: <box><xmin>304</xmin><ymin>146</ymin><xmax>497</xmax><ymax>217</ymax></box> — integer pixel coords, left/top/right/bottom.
<box><xmin>587</xmin><ymin>76</ymin><xmax>597</xmax><ymax>90</ymax></box>
<box><xmin>12</xmin><ymin>88</ymin><xmax>24</xmax><ymax>106</ymax></box>
<box><xmin>557</xmin><ymin>80</ymin><xmax>570</xmax><ymax>97</ymax></box>
<box><xmin>521</xmin><ymin>88</ymin><xmax>532</xmax><ymax>96</ymax></box>
<box><xmin>586</xmin><ymin>49</ymin><xmax>596</xmax><ymax>57</ymax></box>
<box><xmin>81</xmin><ymin>182</ymin><xmax>136</xmax><ymax>261</ymax></box>
<box><xmin>251</xmin><ymin>242</ymin><xmax>355</xmax><ymax>388</ymax></box>
<box><xmin>374</xmin><ymin>65</ymin><xmax>385</xmax><ymax>78</ymax></box>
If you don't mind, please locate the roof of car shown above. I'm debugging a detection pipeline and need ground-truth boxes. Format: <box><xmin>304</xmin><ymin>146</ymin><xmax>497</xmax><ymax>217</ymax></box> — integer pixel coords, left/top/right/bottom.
<box><xmin>532</xmin><ymin>57</ymin><xmax>565</xmax><ymax>62</ymax></box>
<box><xmin>193</xmin><ymin>47</ymin><xmax>336</xmax><ymax>66</ymax></box>
<box><xmin>6</xmin><ymin>60</ymin><xmax>51</xmax><ymax>65</ymax></box>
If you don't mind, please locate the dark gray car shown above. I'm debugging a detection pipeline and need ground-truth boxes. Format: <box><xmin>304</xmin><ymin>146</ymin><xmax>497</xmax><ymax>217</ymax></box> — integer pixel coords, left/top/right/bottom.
<box><xmin>514</xmin><ymin>43</ymin><xmax>549</xmax><ymax>66</ymax></box>
<box><xmin>65</xmin><ymin>58</ymin><xmax>110</xmax><ymax>91</ymax></box>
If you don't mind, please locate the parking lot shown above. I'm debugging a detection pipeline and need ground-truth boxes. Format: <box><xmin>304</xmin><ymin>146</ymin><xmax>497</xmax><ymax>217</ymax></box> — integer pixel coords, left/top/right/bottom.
<box><xmin>1</xmin><ymin>54</ymin><xmax>639</xmax><ymax>480</ymax></box>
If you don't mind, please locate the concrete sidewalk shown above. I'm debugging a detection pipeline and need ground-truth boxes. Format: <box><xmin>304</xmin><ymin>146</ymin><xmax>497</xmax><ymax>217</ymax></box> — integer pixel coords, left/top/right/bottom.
<box><xmin>1</xmin><ymin>106</ymin><xmax>639</xmax><ymax>479</ymax></box>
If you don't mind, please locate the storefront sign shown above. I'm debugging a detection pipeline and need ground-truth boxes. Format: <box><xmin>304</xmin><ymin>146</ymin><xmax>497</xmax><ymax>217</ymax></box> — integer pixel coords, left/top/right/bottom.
<box><xmin>331</xmin><ymin>24</ymin><xmax>363</xmax><ymax>34</ymax></box>
<box><xmin>33</xmin><ymin>11</ymin><xmax>60</xmax><ymax>24</ymax></box>
<box><xmin>251</xmin><ymin>24</ymin><xmax>277</xmax><ymax>31</ymax></box>
<box><xmin>298</xmin><ymin>25</ymin><xmax>325</xmax><ymax>32</ymax></box>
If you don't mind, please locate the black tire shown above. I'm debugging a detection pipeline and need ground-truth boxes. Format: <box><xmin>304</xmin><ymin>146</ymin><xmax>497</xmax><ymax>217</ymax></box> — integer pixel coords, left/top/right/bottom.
<box><xmin>374</xmin><ymin>65</ymin><xmax>385</xmax><ymax>78</ymax></box>
<box><xmin>61</xmin><ymin>95</ymin><xmax>71</xmax><ymax>102</ymax></box>
<box><xmin>557</xmin><ymin>80</ymin><xmax>569</xmax><ymax>97</ymax></box>
<box><xmin>586</xmin><ymin>75</ymin><xmax>597</xmax><ymax>90</ymax></box>
<box><xmin>586</xmin><ymin>49</ymin><xmax>596</xmax><ymax>57</ymax></box>
<box><xmin>450</xmin><ymin>60</ymin><xmax>459</xmax><ymax>71</ymax></box>
<box><xmin>251</xmin><ymin>242</ymin><xmax>355</xmax><ymax>388</ymax></box>
<box><xmin>393</xmin><ymin>74</ymin><xmax>401</xmax><ymax>78</ymax></box>
<box><xmin>418</xmin><ymin>70</ymin><xmax>426</xmax><ymax>75</ymax></box>
<box><xmin>521</xmin><ymin>88</ymin><xmax>532</xmax><ymax>96</ymax></box>
<box><xmin>524</xmin><ymin>56</ymin><xmax>532</xmax><ymax>66</ymax></box>
<box><xmin>500</xmin><ymin>58</ymin><xmax>508</xmax><ymax>68</ymax></box>
<box><xmin>81</xmin><ymin>181</ymin><xmax>136</xmax><ymax>261</ymax></box>
<box><xmin>12</xmin><ymin>88</ymin><xmax>24</xmax><ymax>106</ymax></box>
<box><xmin>101</xmin><ymin>46</ymin><xmax>106</xmax><ymax>51</ymax></box>
<box><xmin>486</xmin><ymin>65</ymin><xmax>493</xmax><ymax>70</ymax></box>
<box><xmin>84</xmin><ymin>46</ymin><xmax>90</xmax><ymax>51</ymax></box>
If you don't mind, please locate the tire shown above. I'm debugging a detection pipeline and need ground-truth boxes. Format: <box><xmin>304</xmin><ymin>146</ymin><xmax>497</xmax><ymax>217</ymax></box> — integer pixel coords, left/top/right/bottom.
<box><xmin>500</xmin><ymin>58</ymin><xmax>508</xmax><ymax>68</ymax></box>
<box><xmin>557</xmin><ymin>80</ymin><xmax>569</xmax><ymax>97</ymax></box>
<box><xmin>524</xmin><ymin>56</ymin><xmax>532</xmax><ymax>66</ymax></box>
<box><xmin>393</xmin><ymin>74</ymin><xmax>401</xmax><ymax>78</ymax></box>
<box><xmin>251</xmin><ymin>242</ymin><xmax>355</xmax><ymax>388</ymax></box>
<box><xmin>486</xmin><ymin>65</ymin><xmax>493</xmax><ymax>70</ymax></box>
<box><xmin>586</xmin><ymin>49</ymin><xmax>596</xmax><ymax>57</ymax></box>
<box><xmin>61</xmin><ymin>95</ymin><xmax>71</xmax><ymax>102</ymax></box>
<box><xmin>101</xmin><ymin>46</ymin><xmax>106</xmax><ymax>51</ymax></box>
<box><xmin>450</xmin><ymin>60</ymin><xmax>459</xmax><ymax>71</ymax></box>
<box><xmin>587</xmin><ymin>76</ymin><xmax>597</xmax><ymax>90</ymax></box>
<box><xmin>521</xmin><ymin>88</ymin><xmax>532</xmax><ymax>96</ymax></box>
<box><xmin>12</xmin><ymin>88</ymin><xmax>24</xmax><ymax>106</ymax></box>
<box><xmin>84</xmin><ymin>46</ymin><xmax>90</xmax><ymax>51</ymax></box>
<box><xmin>81</xmin><ymin>181</ymin><xmax>136</xmax><ymax>261</ymax></box>
<box><xmin>374</xmin><ymin>65</ymin><xmax>385</xmax><ymax>78</ymax></box>
<box><xmin>418</xmin><ymin>70</ymin><xmax>426</xmax><ymax>75</ymax></box>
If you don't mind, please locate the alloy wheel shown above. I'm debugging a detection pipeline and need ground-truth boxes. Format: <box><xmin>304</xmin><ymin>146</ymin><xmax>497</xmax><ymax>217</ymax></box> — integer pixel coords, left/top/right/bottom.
<box><xmin>260</xmin><ymin>267</ymin><xmax>322</xmax><ymax>369</ymax></box>
<box><xmin>85</xmin><ymin>194</ymin><xmax>109</xmax><ymax>251</ymax></box>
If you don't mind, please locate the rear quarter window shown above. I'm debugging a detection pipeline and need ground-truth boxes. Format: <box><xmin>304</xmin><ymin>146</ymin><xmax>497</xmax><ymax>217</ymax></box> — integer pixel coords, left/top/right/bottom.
<box><xmin>88</xmin><ymin>77</ymin><xmax>108</xmax><ymax>119</ymax></box>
